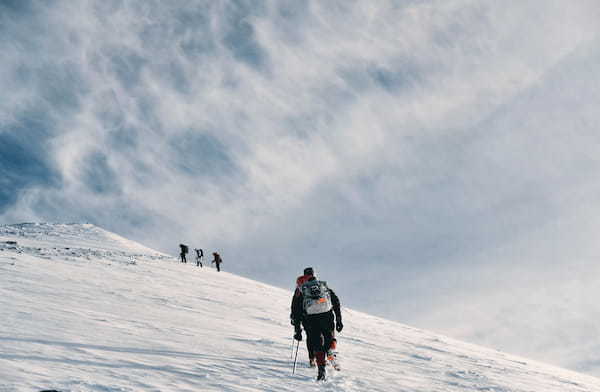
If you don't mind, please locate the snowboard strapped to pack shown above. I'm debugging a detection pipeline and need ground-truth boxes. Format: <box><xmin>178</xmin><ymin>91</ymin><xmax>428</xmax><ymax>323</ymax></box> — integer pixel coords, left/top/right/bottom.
<box><xmin>301</xmin><ymin>280</ymin><xmax>332</xmax><ymax>315</ymax></box>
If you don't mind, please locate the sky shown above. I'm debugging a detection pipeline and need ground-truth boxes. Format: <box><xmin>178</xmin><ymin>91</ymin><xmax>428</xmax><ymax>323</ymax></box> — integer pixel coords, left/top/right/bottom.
<box><xmin>2</xmin><ymin>0</ymin><xmax>600</xmax><ymax>375</ymax></box>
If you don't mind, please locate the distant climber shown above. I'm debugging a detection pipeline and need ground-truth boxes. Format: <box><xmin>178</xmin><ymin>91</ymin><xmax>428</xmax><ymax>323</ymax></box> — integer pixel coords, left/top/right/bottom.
<box><xmin>211</xmin><ymin>252</ymin><xmax>223</xmax><ymax>272</ymax></box>
<box><xmin>194</xmin><ymin>248</ymin><xmax>204</xmax><ymax>267</ymax></box>
<box><xmin>179</xmin><ymin>244</ymin><xmax>189</xmax><ymax>263</ymax></box>
<box><xmin>291</xmin><ymin>267</ymin><xmax>343</xmax><ymax>381</ymax></box>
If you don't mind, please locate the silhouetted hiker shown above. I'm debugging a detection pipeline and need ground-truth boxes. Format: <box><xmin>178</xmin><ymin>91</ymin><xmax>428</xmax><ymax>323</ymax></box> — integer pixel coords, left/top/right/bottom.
<box><xmin>290</xmin><ymin>267</ymin><xmax>317</xmax><ymax>367</ymax></box>
<box><xmin>211</xmin><ymin>252</ymin><xmax>222</xmax><ymax>272</ymax></box>
<box><xmin>194</xmin><ymin>248</ymin><xmax>204</xmax><ymax>267</ymax></box>
<box><xmin>179</xmin><ymin>244</ymin><xmax>189</xmax><ymax>263</ymax></box>
<box><xmin>291</xmin><ymin>268</ymin><xmax>343</xmax><ymax>381</ymax></box>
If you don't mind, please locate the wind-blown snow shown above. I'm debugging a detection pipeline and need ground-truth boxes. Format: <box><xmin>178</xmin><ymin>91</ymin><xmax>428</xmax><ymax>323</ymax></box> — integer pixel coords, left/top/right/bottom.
<box><xmin>1</xmin><ymin>223</ymin><xmax>599</xmax><ymax>391</ymax></box>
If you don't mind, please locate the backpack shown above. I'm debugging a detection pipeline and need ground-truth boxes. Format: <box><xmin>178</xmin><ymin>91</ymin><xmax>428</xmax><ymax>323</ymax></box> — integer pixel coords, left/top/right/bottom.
<box><xmin>301</xmin><ymin>280</ymin><xmax>332</xmax><ymax>315</ymax></box>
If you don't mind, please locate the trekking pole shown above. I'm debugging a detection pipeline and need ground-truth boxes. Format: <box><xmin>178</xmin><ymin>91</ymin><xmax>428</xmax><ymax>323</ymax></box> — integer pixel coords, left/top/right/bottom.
<box><xmin>290</xmin><ymin>336</ymin><xmax>295</xmax><ymax>359</ymax></box>
<box><xmin>292</xmin><ymin>339</ymin><xmax>300</xmax><ymax>375</ymax></box>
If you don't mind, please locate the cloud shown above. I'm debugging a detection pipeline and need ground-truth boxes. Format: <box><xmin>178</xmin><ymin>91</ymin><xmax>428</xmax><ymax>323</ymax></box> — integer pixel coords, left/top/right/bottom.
<box><xmin>2</xmin><ymin>0</ymin><xmax>600</xmax><ymax>375</ymax></box>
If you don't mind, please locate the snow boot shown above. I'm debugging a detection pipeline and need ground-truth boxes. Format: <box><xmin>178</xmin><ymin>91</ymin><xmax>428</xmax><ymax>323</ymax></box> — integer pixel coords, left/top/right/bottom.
<box><xmin>317</xmin><ymin>364</ymin><xmax>326</xmax><ymax>381</ymax></box>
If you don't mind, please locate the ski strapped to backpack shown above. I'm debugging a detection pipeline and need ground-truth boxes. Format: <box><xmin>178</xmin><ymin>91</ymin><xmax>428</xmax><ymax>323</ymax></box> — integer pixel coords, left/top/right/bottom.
<box><xmin>301</xmin><ymin>280</ymin><xmax>333</xmax><ymax>315</ymax></box>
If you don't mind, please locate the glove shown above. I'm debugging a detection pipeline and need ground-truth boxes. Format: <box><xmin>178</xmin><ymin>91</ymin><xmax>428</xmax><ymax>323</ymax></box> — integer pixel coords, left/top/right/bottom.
<box><xmin>336</xmin><ymin>320</ymin><xmax>344</xmax><ymax>333</ymax></box>
<box><xmin>294</xmin><ymin>328</ymin><xmax>303</xmax><ymax>341</ymax></box>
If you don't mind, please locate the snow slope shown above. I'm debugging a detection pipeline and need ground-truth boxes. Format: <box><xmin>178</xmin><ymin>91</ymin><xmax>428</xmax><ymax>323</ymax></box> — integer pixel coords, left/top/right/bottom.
<box><xmin>1</xmin><ymin>223</ymin><xmax>599</xmax><ymax>392</ymax></box>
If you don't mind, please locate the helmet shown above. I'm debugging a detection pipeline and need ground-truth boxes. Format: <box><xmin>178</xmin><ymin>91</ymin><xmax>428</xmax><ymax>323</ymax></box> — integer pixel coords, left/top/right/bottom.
<box><xmin>303</xmin><ymin>267</ymin><xmax>314</xmax><ymax>276</ymax></box>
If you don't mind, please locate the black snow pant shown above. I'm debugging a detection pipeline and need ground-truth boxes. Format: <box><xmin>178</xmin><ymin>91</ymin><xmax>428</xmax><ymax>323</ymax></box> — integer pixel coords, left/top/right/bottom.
<box><xmin>301</xmin><ymin>320</ymin><xmax>315</xmax><ymax>360</ymax></box>
<box><xmin>180</xmin><ymin>253</ymin><xmax>187</xmax><ymax>263</ymax></box>
<box><xmin>304</xmin><ymin>311</ymin><xmax>335</xmax><ymax>366</ymax></box>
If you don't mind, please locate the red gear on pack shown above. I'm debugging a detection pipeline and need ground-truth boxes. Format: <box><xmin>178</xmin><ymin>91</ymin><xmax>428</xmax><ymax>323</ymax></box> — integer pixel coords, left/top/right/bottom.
<box><xmin>296</xmin><ymin>274</ymin><xmax>311</xmax><ymax>288</ymax></box>
<box><xmin>294</xmin><ymin>274</ymin><xmax>313</xmax><ymax>297</ymax></box>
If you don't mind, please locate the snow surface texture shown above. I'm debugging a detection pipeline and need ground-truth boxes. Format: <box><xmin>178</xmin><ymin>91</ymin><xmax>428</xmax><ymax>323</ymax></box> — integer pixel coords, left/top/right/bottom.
<box><xmin>1</xmin><ymin>223</ymin><xmax>600</xmax><ymax>392</ymax></box>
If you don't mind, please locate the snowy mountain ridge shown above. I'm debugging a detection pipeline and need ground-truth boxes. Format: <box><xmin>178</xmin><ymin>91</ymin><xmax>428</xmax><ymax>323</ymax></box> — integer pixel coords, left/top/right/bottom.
<box><xmin>1</xmin><ymin>223</ymin><xmax>599</xmax><ymax>391</ymax></box>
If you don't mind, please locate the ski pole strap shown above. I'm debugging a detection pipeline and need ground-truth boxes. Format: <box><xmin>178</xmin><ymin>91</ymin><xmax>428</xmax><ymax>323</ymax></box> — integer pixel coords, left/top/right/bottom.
<box><xmin>292</xmin><ymin>339</ymin><xmax>300</xmax><ymax>375</ymax></box>
<box><xmin>290</xmin><ymin>335</ymin><xmax>295</xmax><ymax>359</ymax></box>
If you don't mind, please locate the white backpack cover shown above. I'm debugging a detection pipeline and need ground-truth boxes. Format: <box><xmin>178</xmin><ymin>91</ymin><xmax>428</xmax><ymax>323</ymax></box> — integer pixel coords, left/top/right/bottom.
<box><xmin>301</xmin><ymin>280</ymin><xmax>332</xmax><ymax>315</ymax></box>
